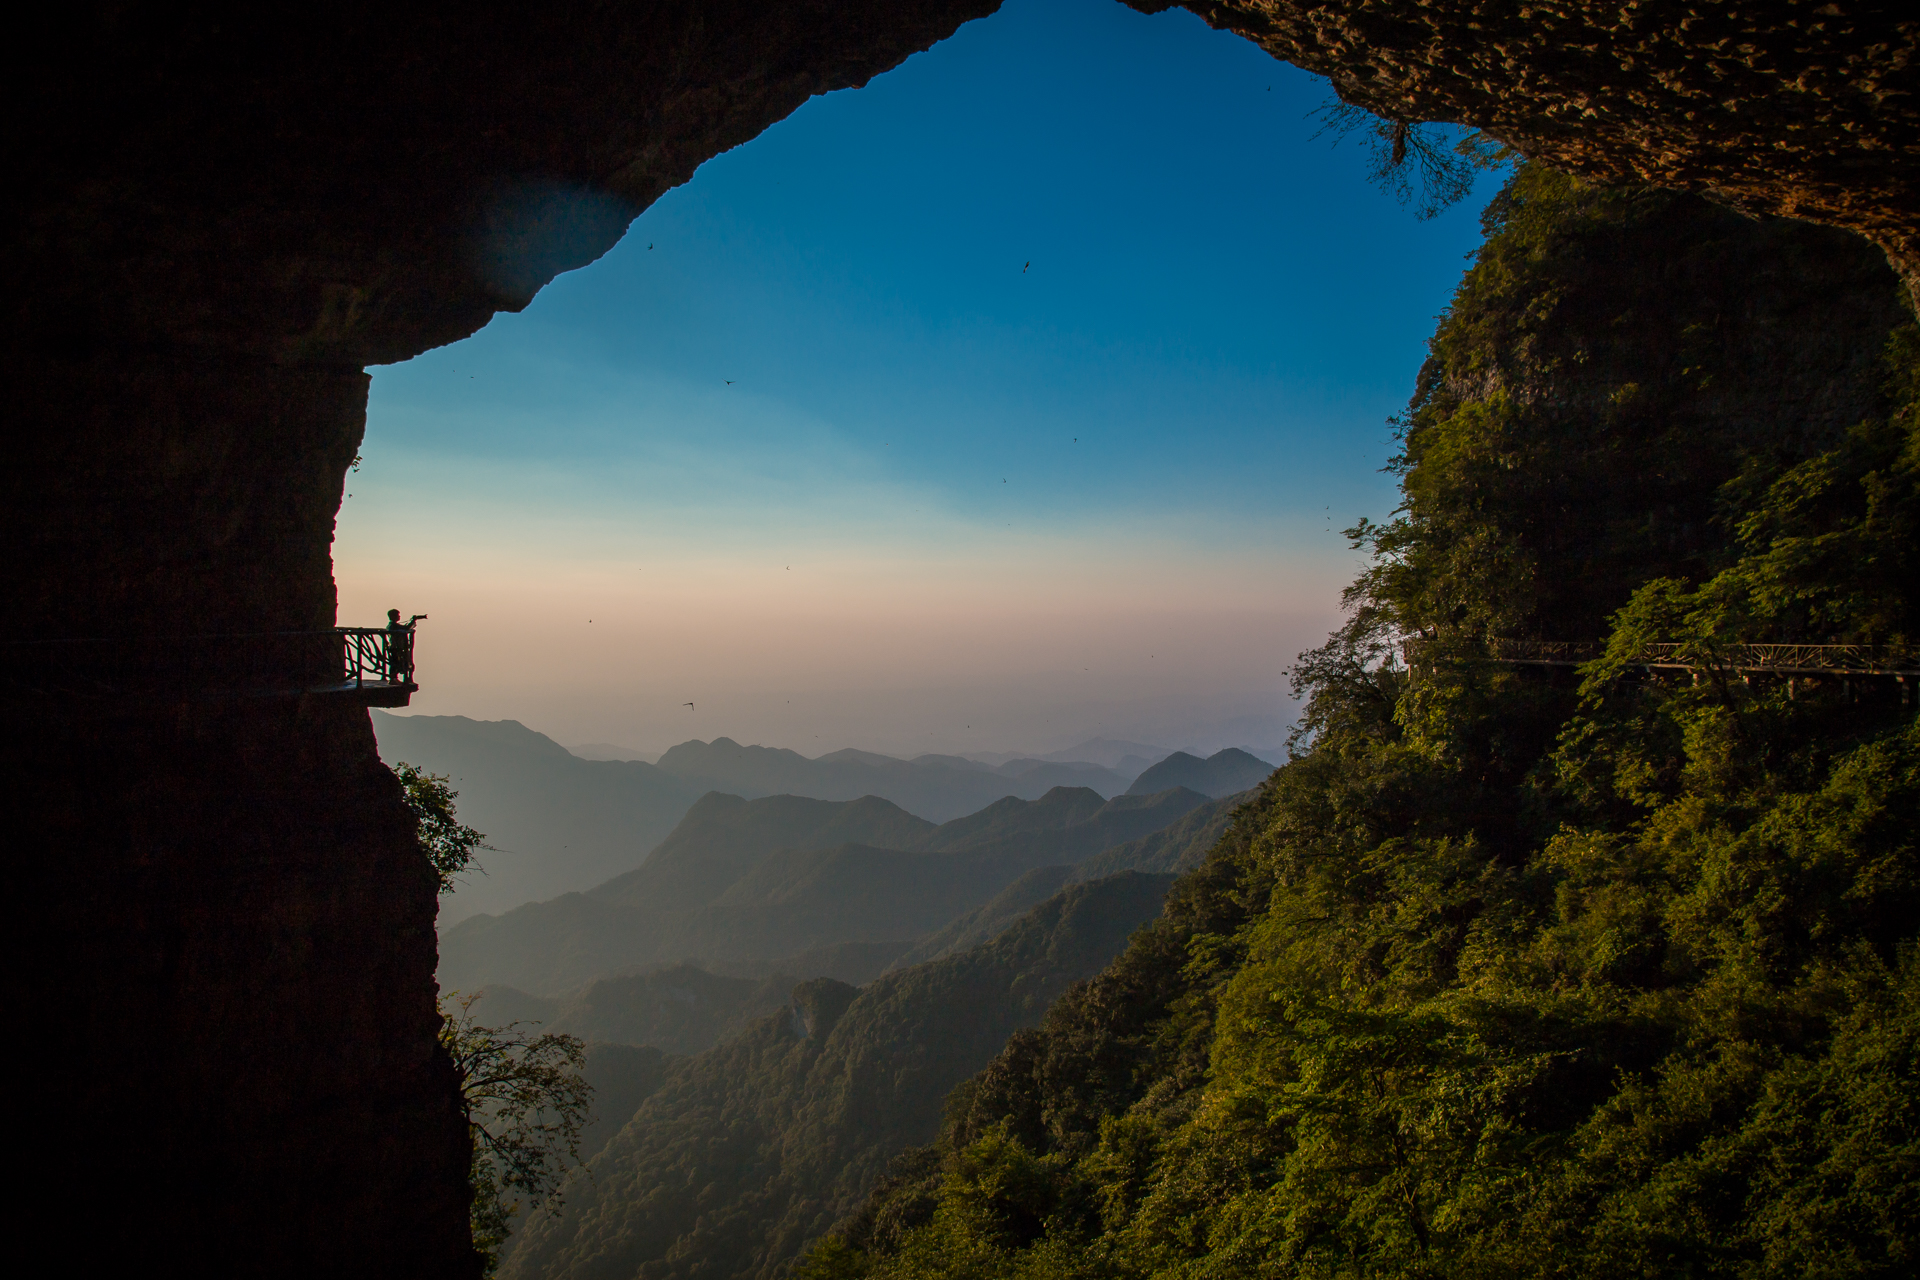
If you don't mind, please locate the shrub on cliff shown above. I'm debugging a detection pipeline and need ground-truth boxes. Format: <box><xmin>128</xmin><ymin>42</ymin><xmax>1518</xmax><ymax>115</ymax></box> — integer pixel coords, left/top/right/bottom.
<box><xmin>440</xmin><ymin>993</ymin><xmax>592</xmax><ymax>1275</ymax></box>
<box><xmin>395</xmin><ymin>760</ymin><xmax>489</xmax><ymax>893</ymax></box>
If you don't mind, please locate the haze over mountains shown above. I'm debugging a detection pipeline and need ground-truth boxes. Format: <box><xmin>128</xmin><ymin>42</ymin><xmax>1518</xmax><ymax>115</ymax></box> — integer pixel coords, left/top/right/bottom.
<box><xmin>1124</xmin><ymin>745</ymin><xmax>1275</xmax><ymax>797</ymax></box>
<box><xmin>469</xmin><ymin>965</ymin><xmax>799</xmax><ymax>1059</ymax></box>
<box><xmin>391</xmin><ymin>696</ymin><xmax>1275</xmax><ymax>1279</ymax></box>
<box><xmin>439</xmin><ymin>783</ymin><xmax>1222</xmax><ymax>994</ymax></box>
<box><xmin>497</xmin><ymin>872</ymin><xmax>1179</xmax><ymax>1280</ymax></box>
<box><xmin>372</xmin><ymin>711</ymin><xmax>1273</xmax><ymax>922</ymax></box>
<box><xmin>399</xmin><ymin>709</ymin><xmax>1274</xmax><ymax>1277</ymax></box>
<box><xmin>654</xmin><ymin>737</ymin><xmax>1135</xmax><ymax>818</ymax></box>
<box><xmin>374</xmin><ymin>713</ymin><xmax>698</xmax><ymax>922</ymax></box>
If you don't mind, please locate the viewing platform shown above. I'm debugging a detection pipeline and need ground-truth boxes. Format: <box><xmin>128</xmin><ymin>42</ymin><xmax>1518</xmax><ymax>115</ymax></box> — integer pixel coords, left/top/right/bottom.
<box><xmin>308</xmin><ymin>626</ymin><xmax>422</xmax><ymax>706</ymax></box>
<box><xmin>6</xmin><ymin>625</ymin><xmax>422</xmax><ymax>706</ymax></box>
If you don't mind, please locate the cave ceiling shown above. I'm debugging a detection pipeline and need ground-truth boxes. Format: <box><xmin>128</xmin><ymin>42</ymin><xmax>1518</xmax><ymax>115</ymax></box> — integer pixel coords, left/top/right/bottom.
<box><xmin>12</xmin><ymin>0</ymin><xmax>1915</xmax><ymax>373</ymax></box>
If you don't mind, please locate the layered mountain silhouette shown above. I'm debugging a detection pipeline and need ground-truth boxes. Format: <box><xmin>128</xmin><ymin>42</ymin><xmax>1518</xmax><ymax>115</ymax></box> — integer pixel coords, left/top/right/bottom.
<box><xmin>372</xmin><ymin>712</ymin><xmax>701</xmax><ymax>923</ymax></box>
<box><xmin>1071</xmin><ymin>787</ymin><xmax>1251</xmax><ymax>881</ymax></box>
<box><xmin>499</xmin><ymin>871</ymin><xmax>1177</xmax><ymax>1280</ymax></box>
<box><xmin>1123</xmin><ymin>745</ymin><xmax>1275</xmax><ymax>797</ymax></box>
<box><xmin>655</xmin><ymin>737</ymin><xmax>1133</xmax><ymax>818</ymax></box>
<box><xmin>374</xmin><ymin>714</ymin><xmax>1165</xmax><ymax>919</ymax></box>
<box><xmin>881</xmin><ymin>865</ymin><xmax>1079</xmax><ymax>972</ymax></box>
<box><xmin>438</xmin><ymin>783</ymin><xmax>1212</xmax><ymax>994</ymax></box>
<box><xmin>968</xmin><ymin>736</ymin><xmax>1172</xmax><ymax>775</ymax></box>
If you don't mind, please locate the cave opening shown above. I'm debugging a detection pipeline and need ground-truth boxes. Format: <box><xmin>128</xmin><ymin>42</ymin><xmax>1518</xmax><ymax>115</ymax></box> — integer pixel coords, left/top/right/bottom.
<box><xmin>9</xmin><ymin>1</ymin><xmax>1914</xmax><ymax>1274</ymax></box>
<box><xmin>341</xmin><ymin>0</ymin><xmax>1504</xmax><ymax>782</ymax></box>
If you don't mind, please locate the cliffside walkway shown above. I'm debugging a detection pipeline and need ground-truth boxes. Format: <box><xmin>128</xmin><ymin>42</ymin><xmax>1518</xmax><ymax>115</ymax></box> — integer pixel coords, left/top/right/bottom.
<box><xmin>6</xmin><ymin>625</ymin><xmax>419</xmax><ymax>706</ymax></box>
<box><xmin>1462</xmin><ymin>638</ymin><xmax>1917</xmax><ymax>706</ymax></box>
<box><xmin>319</xmin><ymin>626</ymin><xmax>421</xmax><ymax>705</ymax></box>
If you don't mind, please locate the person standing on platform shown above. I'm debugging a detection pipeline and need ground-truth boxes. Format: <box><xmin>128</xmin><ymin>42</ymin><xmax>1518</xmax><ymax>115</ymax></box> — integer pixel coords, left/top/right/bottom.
<box><xmin>386</xmin><ymin>609</ymin><xmax>426</xmax><ymax>684</ymax></box>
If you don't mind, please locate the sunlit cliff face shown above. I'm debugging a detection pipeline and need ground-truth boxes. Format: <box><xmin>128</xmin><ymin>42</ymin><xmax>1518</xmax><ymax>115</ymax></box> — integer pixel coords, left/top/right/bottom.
<box><xmin>1154</xmin><ymin>0</ymin><xmax>1920</xmax><ymax>306</ymax></box>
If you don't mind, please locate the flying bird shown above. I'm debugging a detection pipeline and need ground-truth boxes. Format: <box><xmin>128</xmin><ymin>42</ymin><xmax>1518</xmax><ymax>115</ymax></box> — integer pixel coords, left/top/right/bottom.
<box><xmin>684</xmin><ymin>702</ymin><xmax>695</xmax><ymax>709</ymax></box>
<box><xmin>1023</xmin><ymin>261</ymin><xmax>1030</xmax><ymax>272</ymax></box>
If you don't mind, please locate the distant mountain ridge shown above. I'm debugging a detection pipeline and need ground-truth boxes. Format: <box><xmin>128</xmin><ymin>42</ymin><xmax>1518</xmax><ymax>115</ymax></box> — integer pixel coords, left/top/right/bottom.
<box><xmin>375</xmin><ymin>712</ymin><xmax>1264</xmax><ymax>935</ymax></box>
<box><xmin>468</xmin><ymin>964</ymin><xmax>797</xmax><ymax>1058</ymax></box>
<box><xmin>1124</xmin><ymin>746</ymin><xmax>1275</xmax><ymax>798</ymax></box>
<box><xmin>377</xmin><ymin>716</ymin><xmax>1157</xmax><ymax>918</ymax></box>
<box><xmin>571</xmin><ymin>742</ymin><xmax>658</xmax><ymax>763</ymax></box>
<box><xmin>1072</xmin><ymin>787</ymin><xmax>1252</xmax><ymax>882</ymax></box>
<box><xmin>593</xmin><ymin>792</ymin><xmax>935</xmax><ymax>912</ymax></box>
<box><xmin>655</xmin><ymin>736</ymin><xmax>1133</xmax><ymax>820</ymax></box>
<box><xmin>372</xmin><ymin>713</ymin><xmax>700</xmax><ymax>924</ymax></box>
<box><xmin>883</xmin><ymin>865</ymin><xmax>1077</xmax><ymax>972</ymax></box>
<box><xmin>438</xmin><ymin>783</ymin><xmax>1213</xmax><ymax>994</ymax></box>
<box><xmin>965</xmin><ymin>736</ymin><xmax>1170</xmax><ymax>774</ymax></box>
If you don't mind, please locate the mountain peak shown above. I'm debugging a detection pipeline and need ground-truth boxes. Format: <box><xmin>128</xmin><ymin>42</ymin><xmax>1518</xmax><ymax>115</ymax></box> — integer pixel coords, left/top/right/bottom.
<box><xmin>1125</xmin><ymin>748</ymin><xmax>1275</xmax><ymax>799</ymax></box>
<box><xmin>372</xmin><ymin>710</ymin><xmax>576</xmax><ymax>759</ymax></box>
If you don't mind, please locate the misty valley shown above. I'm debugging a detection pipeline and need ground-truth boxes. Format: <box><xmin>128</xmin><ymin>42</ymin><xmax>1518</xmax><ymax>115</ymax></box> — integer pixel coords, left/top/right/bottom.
<box><xmin>393</xmin><ymin>713</ymin><xmax>1267</xmax><ymax>1277</ymax></box>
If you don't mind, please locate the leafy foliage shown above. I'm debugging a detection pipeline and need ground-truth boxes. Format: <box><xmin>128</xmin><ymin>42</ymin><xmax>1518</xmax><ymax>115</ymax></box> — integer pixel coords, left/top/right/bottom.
<box><xmin>439</xmin><ymin>993</ymin><xmax>592</xmax><ymax>1275</ymax></box>
<box><xmin>394</xmin><ymin>760</ymin><xmax>489</xmax><ymax>894</ymax></box>
<box><xmin>1312</xmin><ymin>100</ymin><xmax>1510</xmax><ymax>220</ymax></box>
<box><xmin>496</xmin><ymin>873</ymin><xmax>1178</xmax><ymax>1280</ymax></box>
<box><xmin>799</xmin><ymin>172</ymin><xmax>1920</xmax><ymax>1280</ymax></box>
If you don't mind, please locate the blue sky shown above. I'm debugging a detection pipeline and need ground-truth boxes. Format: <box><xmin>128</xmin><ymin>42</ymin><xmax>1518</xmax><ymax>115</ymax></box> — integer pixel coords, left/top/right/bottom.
<box><xmin>338</xmin><ymin>0</ymin><xmax>1500</xmax><ymax>758</ymax></box>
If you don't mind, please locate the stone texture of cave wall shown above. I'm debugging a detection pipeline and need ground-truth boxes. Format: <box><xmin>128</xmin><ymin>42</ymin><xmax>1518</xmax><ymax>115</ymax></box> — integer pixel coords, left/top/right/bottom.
<box><xmin>14</xmin><ymin>2</ymin><xmax>1913</xmax><ymax>377</ymax></box>
<box><xmin>11</xmin><ymin>1</ymin><xmax>1003</xmax><ymax>367</ymax></box>
<box><xmin>1145</xmin><ymin>1</ymin><xmax>1920</xmax><ymax>304</ymax></box>
<box><xmin>4</xmin><ymin>1</ymin><xmax>1913</xmax><ymax>1273</ymax></box>
<box><xmin>6</xmin><ymin>4</ymin><xmax>1003</xmax><ymax>1274</ymax></box>
<box><xmin>7</xmin><ymin>356</ymin><xmax>476</xmax><ymax>1274</ymax></box>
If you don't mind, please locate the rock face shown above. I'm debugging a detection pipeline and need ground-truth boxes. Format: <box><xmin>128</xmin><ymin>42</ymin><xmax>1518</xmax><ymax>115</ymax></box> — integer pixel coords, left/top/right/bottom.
<box><xmin>3</xmin><ymin>3</ymin><xmax>1913</xmax><ymax>1274</ymax></box>
<box><xmin>9</xmin><ymin>350</ymin><xmax>477</xmax><ymax>1274</ymax></box>
<box><xmin>1152</xmin><ymin>1</ymin><xmax>1920</xmax><ymax>305</ymax></box>
<box><xmin>10</xmin><ymin>3</ymin><xmax>1915</xmax><ymax>373</ymax></box>
<box><xmin>18</xmin><ymin>700</ymin><xmax>474</xmax><ymax>1275</ymax></box>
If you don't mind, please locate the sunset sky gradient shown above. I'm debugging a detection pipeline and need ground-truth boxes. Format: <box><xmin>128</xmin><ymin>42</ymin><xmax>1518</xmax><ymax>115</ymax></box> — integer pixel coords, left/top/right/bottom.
<box><xmin>336</xmin><ymin>0</ymin><xmax>1500</xmax><ymax>758</ymax></box>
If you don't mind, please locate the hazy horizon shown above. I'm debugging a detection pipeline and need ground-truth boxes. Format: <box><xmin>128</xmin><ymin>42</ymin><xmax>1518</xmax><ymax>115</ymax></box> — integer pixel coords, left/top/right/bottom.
<box><xmin>379</xmin><ymin>688</ymin><xmax>1295</xmax><ymax>766</ymax></box>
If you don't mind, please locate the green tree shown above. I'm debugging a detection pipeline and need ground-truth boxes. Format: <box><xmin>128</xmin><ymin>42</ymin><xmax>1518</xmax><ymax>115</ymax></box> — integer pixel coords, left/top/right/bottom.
<box><xmin>393</xmin><ymin>761</ymin><xmax>489</xmax><ymax>893</ymax></box>
<box><xmin>796</xmin><ymin>169</ymin><xmax>1920</xmax><ymax>1280</ymax></box>
<box><xmin>440</xmin><ymin>992</ymin><xmax>593</xmax><ymax>1275</ymax></box>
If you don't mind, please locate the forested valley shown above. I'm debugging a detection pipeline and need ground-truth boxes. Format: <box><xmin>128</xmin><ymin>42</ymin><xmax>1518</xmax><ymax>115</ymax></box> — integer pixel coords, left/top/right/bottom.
<box><xmin>449</xmin><ymin>163</ymin><xmax>1917</xmax><ymax>1280</ymax></box>
<box><xmin>783</xmin><ymin>167</ymin><xmax>1920</xmax><ymax>1280</ymax></box>
<box><xmin>421</xmin><ymin>754</ymin><xmax>1246</xmax><ymax>1274</ymax></box>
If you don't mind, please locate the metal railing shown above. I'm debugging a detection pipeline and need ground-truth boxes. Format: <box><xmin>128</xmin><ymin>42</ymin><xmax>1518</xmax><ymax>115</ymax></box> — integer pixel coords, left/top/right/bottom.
<box><xmin>1484</xmin><ymin>639</ymin><xmax>1600</xmax><ymax>665</ymax></box>
<box><xmin>335</xmin><ymin>626</ymin><xmax>416</xmax><ymax>690</ymax></box>
<box><xmin>2</xmin><ymin>625</ymin><xmax>420</xmax><ymax>701</ymax></box>
<box><xmin>1478</xmin><ymin>637</ymin><xmax>1918</xmax><ymax>676</ymax></box>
